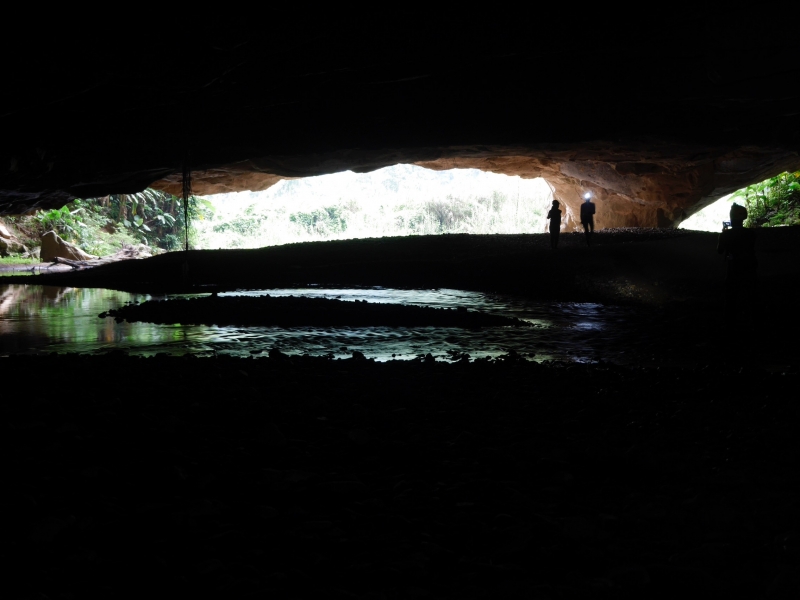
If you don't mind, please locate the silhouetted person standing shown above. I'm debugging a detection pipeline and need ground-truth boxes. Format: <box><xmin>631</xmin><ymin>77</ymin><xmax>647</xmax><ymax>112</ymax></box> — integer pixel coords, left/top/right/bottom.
<box><xmin>717</xmin><ymin>202</ymin><xmax>757</xmax><ymax>323</ymax></box>
<box><xmin>580</xmin><ymin>193</ymin><xmax>596</xmax><ymax>246</ymax></box>
<box><xmin>547</xmin><ymin>200</ymin><xmax>562</xmax><ymax>249</ymax></box>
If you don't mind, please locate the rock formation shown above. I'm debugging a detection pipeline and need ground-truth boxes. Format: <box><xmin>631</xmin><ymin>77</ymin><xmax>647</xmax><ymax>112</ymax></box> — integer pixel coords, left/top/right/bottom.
<box><xmin>39</xmin><ymin>231</ymin><xmax>97</xmax><ymax>263</ymax></box>
<box><xmin>414</xmin><ymin>145</ymin><xmax>800</xmax><ymax>230</ymax></box>
<box><xmin>0</xmin><ymin>220</ymin><xmax>27</xmax><ymax>256</ymax></box>
<box><xmin>146</xmin><ymin>144</ymin><xmax>799</xmax><ymax>232</ymax></box>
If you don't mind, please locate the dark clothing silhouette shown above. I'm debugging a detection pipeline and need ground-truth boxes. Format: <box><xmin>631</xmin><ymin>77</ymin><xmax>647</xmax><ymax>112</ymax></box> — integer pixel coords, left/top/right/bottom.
<box><xmin>580</xmin><ymin>200</ymin><xmax>595</xmax><ymax>245</ymax></box>
<box><xmin>717</xmin><ymin>225</ymin><xmax>757</xmax><ymax>321</ymax></box>
<box><xmin>547</xmin><ymin>207</ymin><xmax>562</xmax><ymax>249</ymax></box>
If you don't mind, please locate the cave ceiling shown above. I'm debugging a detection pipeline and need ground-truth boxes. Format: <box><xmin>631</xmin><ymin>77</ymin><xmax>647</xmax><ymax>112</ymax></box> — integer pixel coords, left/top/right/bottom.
<box><xmin>2</xmin><ymin>12</ymin><xmax>798</xmax><ymax>229</ymax></box>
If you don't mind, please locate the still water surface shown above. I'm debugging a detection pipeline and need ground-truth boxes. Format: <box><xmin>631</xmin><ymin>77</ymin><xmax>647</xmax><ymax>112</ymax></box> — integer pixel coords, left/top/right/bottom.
<box><xmin>0</xmin><ymin>284</ymin><xmax>646</xmax><ymax>363</ymax></box>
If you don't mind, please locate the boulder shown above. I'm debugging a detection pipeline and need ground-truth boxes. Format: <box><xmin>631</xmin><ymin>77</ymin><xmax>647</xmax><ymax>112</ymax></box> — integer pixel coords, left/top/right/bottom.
<box><xmin>0</xmin><ymin>220</ymin><xmax>27</xmax><ymax>256</ymax></box>
<box><xmin>40</xmin><ymin>230</ymin><xmax>96</xmax><ymax>262</ymax></box>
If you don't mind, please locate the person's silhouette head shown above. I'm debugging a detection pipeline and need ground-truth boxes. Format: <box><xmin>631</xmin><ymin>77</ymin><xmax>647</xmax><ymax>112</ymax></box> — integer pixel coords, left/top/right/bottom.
<box><xmin>730</xmin><ymin>203</ymin><xmax>747</xmax><ymax>228</ymax></box>
<box><xmin>552</xmin><ymin>200</ymin><xmax>559</xmax><ymax>208</ymax></box>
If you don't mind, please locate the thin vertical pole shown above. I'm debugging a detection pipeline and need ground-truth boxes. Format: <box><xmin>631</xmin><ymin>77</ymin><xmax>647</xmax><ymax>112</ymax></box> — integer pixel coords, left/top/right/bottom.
<box><xmin>182</xmin><ymin>157</ymin><xmax>191</xmax><ymax>252</ymax></box>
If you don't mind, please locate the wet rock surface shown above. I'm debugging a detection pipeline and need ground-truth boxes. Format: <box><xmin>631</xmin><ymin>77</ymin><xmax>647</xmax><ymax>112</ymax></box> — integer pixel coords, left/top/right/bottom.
<box><xmin>99</xmin><ymin>295</ymin><xmax>532</xmax><ymax>329</ymax></box>
<box><xmin>5</xmin><ymin>353</ymin><xmax>799</xmax><ymax>599</ymax></box>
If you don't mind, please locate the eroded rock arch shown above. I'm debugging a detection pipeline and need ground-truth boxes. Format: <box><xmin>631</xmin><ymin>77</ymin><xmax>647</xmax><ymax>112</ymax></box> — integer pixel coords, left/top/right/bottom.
<box><xmin>147</xmin><ymin>144</ymin><xmax>800</xmax><ymax>231</ymax></box>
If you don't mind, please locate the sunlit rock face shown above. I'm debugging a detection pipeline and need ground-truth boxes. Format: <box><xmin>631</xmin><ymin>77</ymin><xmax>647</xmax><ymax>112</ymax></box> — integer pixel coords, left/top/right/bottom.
<box><xmin>2</xmin><ymin>13</ymin><xmax>799</xmax><ymax>226</ymax></box>
<box><xmin>417</xmin><ymin>146</ymin><xmax>799</xmax><ymax>231</ymax></box>
<box><xmin>158</xmin><ymin>144</ymin><xmax>800</xmax><ymax>231</ymax></box>
<box><xmin>0</xmin><ymin>221</ymin><xmax>26</xmax><ymax>255</ymax></box>
<box><xmin>151</xmin><ymin>168</ymin><xmax>290</xmax><ymax>198</ymax></box>
<box><xmin>39</xmin><ymin>231</ymin><xmax>96</xmax><ymax>262</ymax></box>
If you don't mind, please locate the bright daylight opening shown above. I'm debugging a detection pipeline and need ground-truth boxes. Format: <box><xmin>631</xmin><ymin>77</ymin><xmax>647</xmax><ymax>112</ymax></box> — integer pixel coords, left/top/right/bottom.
<box><xmin>194</xmin><ymin>164</ymin><xmax>554</xmax><ymax>249</ymax></box>
<box><xmin>680</xmin><ymin>170</ymin><xmax>800</xmax><ymax>231</ymax></box>
<box><xmin>678</xmin><ymin>194</ymin><xmax>735</xmax><ymax>232</ymax></box>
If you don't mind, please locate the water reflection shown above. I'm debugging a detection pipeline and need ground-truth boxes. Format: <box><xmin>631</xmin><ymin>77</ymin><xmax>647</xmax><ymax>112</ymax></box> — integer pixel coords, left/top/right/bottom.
<box><xmin>0</xmin><ymin>284</ymin><xmax>172</xmax><ymax>356</ymax></box>
<box><xmin>1</xmin><ymin>284</ymin><xmax>645</xmax><ymax>363</ymax></box>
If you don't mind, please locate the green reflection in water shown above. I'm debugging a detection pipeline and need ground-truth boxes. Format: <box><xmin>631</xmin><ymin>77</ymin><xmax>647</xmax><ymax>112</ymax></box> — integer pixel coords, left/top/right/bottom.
<box><xmin>0</xmin><ymin>284</ymin><xmax>186</xmax><ymax>355</ymax></box>
<box><xmin>1</xmin><ymin>284</ymin><xmax>619</xmax><ymax>364</ymax></box>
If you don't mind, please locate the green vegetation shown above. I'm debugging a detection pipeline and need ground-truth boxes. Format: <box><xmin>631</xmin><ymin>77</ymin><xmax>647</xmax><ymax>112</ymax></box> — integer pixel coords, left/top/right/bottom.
<box><xmin>0</xmin><ymin>285</ymin><xmax>175</xmax><ymax>355</ymax></box>
<box><xmin>680</xmin><ymin>171</ymin><xmax>800</xmax><ymax>232</ymax></box>
<box><xmin>0</xmin><ymin>256</ymin><xmax>37</xmax><ymax>266</ymax></box>
<box><xmin>196</xmin><ymin>189</ymin><xmax>550</xmax><ymax>249</ymax></box>
<box><xmin>289</xmin><ymin>205</ymin><xmax>348</xmax><ymax>236</ymax></box>
<box><xmin>190</xmin><ymin>165</ymin><xmax>552</xmax><ymax>249</ymax></box>
<box><xmin>4</xmin><ymin>190</ymin><xmax>213</xmax><ymax>257</ymax></box>
<box><xmin>731</xmin><ymin>171</ymin><xmax>800</xmax><ymax>228</ymax></box>
<box><xmin>3</xmin><ymin>167</ymin><xmax>552</xmax><ymax>255</ymax></box>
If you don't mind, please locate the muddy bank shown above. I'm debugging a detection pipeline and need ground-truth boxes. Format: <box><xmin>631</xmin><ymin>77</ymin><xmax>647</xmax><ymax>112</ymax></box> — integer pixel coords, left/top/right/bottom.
<box><xmin>5</xmin><ymin>353</ymin><xmax>799</xmax><ymax>599</ymax></box>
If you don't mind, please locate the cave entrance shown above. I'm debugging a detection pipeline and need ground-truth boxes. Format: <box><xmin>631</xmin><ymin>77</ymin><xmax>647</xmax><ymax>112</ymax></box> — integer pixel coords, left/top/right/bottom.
<box><xmin>678</xmin><ymin>194</ymin><xmax>735</xmax><ymax>232</ymax></box>
<box><xmin>195</xmin><ymin>164</ymin><xmax>553</xmax><ymax>249</ymax></box>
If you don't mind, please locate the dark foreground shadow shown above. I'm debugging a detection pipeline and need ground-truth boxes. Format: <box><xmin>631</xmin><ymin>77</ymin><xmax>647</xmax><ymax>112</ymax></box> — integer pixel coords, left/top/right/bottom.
<box><xmin>6</xmin><ymin>353</ymin><xmax>799</xmax><ymax>599</ymax></box>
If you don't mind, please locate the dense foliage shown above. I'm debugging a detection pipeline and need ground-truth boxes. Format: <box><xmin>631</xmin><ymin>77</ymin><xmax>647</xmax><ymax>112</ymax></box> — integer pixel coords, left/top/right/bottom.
<box><xmin>6</xmin><ymin>190</ymin><xmax>213</xmax><ymax>256</ymax></box>
<box><xmin>3</xmin><ymin>167</ymin><xmax>553</xmax><ymax>255</ymax></box>
<box><xmin>730</xmin><ymin>171</ymin><xmax>800</xmax><ymax>228</ymax></box>
<box><xmin>196</xmin><ymin>190</ymin><xmax>549</xmax><ymax>249</ymax></box>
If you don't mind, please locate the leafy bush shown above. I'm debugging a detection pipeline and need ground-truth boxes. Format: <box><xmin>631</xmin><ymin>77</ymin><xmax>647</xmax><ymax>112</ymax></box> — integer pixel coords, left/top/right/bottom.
<box><xmin>9</xmin><ymin>189</ymin><xmax>216</xmax><ymax>256</ymax></box>
<box><xmin>32</xmin><ymin>200</ymin><xmax>136</xmax><ymax>255</ymax></box>
<box><xmin>289</xmin><ymin>206</ymin><xmax>348</xmax><ymax>235</ymax></box>
<box><xmin>213</xmin><ymin>209</ymin><xmax>266</xmax><ymax>237</ymax></box>
<box><xmin>195</xmin><ymin>185</ymin><xmax>549</xmax><ymax>249</ymax></box>
<box><xmin>424</xmin><ymin>196</ymin><xmax>473</xmax><ymax>232</ymax></box>
<box><xmin>35</xmin><ymin>206</ymin><xmax>80</xmax><ymax>237</ymax></box>
<box><xmin>730</xmin><ymin>171</ymin><xmax>800</xmax><ymax>228</ymax></box>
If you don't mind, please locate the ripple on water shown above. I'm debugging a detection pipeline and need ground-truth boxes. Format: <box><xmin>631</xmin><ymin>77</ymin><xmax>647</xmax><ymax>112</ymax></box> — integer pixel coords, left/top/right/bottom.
<box><xmin>0</xmin><ymin>284</ymin><xmax>666</xmax><ymax>364</ymax></box>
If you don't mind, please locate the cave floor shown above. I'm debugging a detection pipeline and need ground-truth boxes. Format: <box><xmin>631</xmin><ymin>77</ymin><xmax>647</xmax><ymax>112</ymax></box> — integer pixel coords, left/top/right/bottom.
<box><xmin>6</xmin><ymin>353</ymin><xmax>799</xmax><ymax>599</ymax></box>
<box><xmin>5</xmin><ymin>229</ymin><xmax>800</xmax><ymax>598</ymax></box>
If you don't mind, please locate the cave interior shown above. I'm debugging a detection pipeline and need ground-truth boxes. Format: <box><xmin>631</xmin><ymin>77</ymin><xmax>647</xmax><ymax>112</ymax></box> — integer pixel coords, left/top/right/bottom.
<box><xmin>4</xmin><ymin>14</ymin><xmax>800</xmax><ymax>600</ymax></box>
<box><xmin>2</xmin><ymin>13</ymin><xmax>798</xmax><ymax>231</ymax></box>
